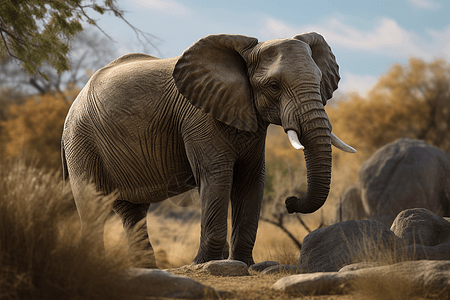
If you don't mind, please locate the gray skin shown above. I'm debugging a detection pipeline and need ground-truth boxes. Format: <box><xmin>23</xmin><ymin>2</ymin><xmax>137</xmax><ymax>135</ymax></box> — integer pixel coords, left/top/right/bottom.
<box><xmin>62</xmin><ymin>33</ymin><xmax>351</xmax><ymax>268</ymax></box>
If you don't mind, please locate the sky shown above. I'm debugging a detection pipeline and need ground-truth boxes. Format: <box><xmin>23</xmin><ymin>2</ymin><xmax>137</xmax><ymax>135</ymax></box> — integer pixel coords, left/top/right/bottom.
<box><xmin>93</xmin><ymin>0</ymin><xmax>450</xmax><ymax>96</ymax></box>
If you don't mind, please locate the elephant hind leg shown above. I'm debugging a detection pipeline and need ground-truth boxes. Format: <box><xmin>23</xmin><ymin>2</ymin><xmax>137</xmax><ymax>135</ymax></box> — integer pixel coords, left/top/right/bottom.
<box><xmin>112</xmin><ymin>200</ymin><xmax>156</xmax><ymax>268</ymax></box>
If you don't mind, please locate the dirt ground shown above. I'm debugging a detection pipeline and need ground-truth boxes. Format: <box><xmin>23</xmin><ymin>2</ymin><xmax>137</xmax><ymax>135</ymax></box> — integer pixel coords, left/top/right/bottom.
<box><xmin>168</xmin><ymin>268</ymin><xmax>356</xmax><ymax>300</ymax></box>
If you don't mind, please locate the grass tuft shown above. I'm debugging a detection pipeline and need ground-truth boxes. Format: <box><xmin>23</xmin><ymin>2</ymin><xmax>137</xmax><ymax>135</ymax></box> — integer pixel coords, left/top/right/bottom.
<box><xmin>0</xmin><ymin>158</ymin><xmax>133</xmax><ymax>300</ymax></box>
<box><xmin>351</xmin><ymin>270</ymin><xmax>421</xmax><ymax>300</ymax></box>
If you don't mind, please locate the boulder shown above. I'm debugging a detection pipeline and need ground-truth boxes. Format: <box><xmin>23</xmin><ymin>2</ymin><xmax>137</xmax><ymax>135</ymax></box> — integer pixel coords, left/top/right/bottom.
<box><xmin>395</xmin><ymin>243</ymin><xmax>450</xmax><ymax>261</ymax></box>
<box><xmin>123</xmin><ymin>268</ymin><xmax>218</xmax><ymax>299</ymax></box>
<box><xmin>391</xmin><ymin>208</ymin><xmax>450</xmax><ymax>246</ymax></box>
<box><xmin>357</xmin><ymin>138</ymin><xmax>450</xmax><ymax>227</ymax></box>
<box><xmin>272</xmin><ymin>260</ymin><xmax>450</xmax><ymax>297</ymax></box>
<box><xmin>299</xmin><ymin>220</ymin><xmax>404</xmax><ymax>272</ymax></box>
<box><xmin>334</xmin><ymin>184</ymin><xmax>366</xmax><ymax>223</ymax></box>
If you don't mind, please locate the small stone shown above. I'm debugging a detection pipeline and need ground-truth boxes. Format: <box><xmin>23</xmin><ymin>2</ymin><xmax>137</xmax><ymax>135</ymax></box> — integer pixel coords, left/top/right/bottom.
<box><xmin>124</xmin><ymin>268</ymin><xmax>218</xmax><ymax>298</ymax></box>
<box><xmin>199</xmin><ymin>260</ymin><xmax>249</xmax><ymax>276</ymax></box>
<box><xmin>260</xmin><ymin>264</ymin><xmax>299</xmax><ymax>275</ymax></box>
<box><xmin>248</xmin><ymin>261</ymin><xmax>279</xmax><ymax>272</ymax></box>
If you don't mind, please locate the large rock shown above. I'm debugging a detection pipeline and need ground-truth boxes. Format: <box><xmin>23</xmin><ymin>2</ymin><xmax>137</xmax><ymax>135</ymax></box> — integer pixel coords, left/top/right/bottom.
<box><xmin>272</xmin><ymin>260</ymin><xmax>450</xmax><ymax>297</ymax></box>
<box><xmin>299</xmin><ymin>220</ymin><xmax>404</xmax><ymax>272</ymax></box>
<box><xmin>391</xmin><ymin>208</ymin><xmax>450</xmax><ymax>246</ymax></box>
<box><xmin>336</xmin><ymin>138</ymin><xmax>450</xmax><ymax>226</ymax></box>
<box><xmin>389</xmin><ymin>208</ymin><xmax>450</xmax><ymax>261</ymax></box>
<box><xmin>397</xmin><ymin>243</ymin><xmax>450</xmax><ymax>261</ymax></box>
<box><xmin>123</xmin><ymin>268</ymin><xmax>218</xmax><ymax>298</ymax></box>
<box><xmin>334</xmin><ymin>184</ymin><xmax>366</xmax><ymax>223</ymax></box>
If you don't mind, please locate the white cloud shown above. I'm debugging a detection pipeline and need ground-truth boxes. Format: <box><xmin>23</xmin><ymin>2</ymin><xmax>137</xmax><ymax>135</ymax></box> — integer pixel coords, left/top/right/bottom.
<box><xmin>129</xmin><ymin>0</ymin><xmax>189</xmax><ymax>15</ymax></box>
<box><xmin>261</xmin><ymin>16</ymin><xmax>450</xmax><ymax>96</ymax></box>
<box><xmin>407</xmin><ymin>0</ymin><xmax>441</xmax><ymax>10</ymax></box>
<box><xmin>337</xmin><ymin>72</ymin><xmax>378</xmax><ymax>96</ymax></box>
<box><xmin>261</xmin><ymin>17</ymin><xmax>449</xmax><ymax>61</ymax></box>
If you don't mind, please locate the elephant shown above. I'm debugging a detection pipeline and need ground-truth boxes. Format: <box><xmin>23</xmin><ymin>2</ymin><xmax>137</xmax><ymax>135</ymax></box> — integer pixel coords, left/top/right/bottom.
<box><xmin>61</xmin><ymin>33</ymin><xmax>355</xmax><ymax>268</ymax></box>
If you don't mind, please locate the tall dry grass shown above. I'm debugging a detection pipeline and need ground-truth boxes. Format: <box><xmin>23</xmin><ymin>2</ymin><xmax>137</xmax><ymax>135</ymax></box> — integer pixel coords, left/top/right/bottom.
<box><xmin>0</xmin><ymin>158</ymin><xmax>133</xmax><ymax>300</ymax></box>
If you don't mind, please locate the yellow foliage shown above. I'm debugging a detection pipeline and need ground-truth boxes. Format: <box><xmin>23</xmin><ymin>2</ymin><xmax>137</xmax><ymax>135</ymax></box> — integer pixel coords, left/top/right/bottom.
<box><xmin>0</xmin><ymin>90</ymin><xmax>77</xmax><ymax>169</ymax></box>
<box><xmin>328</xmin><ymin>57</ymin><xmax>450</xmax><ymax>158</ymax></box>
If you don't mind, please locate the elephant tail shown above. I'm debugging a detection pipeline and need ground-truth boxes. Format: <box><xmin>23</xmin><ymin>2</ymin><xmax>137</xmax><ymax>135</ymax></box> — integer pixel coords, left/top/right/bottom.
<box><xmin>61</xmin><ymin>141</ymin><xmax>69</xmax><ymax>183</ymax></box>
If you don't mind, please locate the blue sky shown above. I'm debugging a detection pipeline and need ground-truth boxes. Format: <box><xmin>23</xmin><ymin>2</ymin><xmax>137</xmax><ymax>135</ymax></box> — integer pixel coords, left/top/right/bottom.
<box><xmin>94</xmin><ymin>0</ymin><xmax>450</xmax><ymax>96</ymax></box>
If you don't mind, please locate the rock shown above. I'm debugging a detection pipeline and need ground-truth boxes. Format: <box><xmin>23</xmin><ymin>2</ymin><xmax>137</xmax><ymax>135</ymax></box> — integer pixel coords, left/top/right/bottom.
<box><xmin>248</xmin><ymin>261</ymin><xmax>279</xmax><ymax>272</ymax></box>
<box><xmin>167</xmin><ymin>260</ymin><xmax>249</xmax><ymax>276</ymax></box>
<box><xmin>272</xmin><ymin>271</ymin><xmax>354</xmax><ymax>295</ymax></box>
<box><xmin>260</xmin><ymin>264</ymin><xmax>299</xmax><ymax>275</ymax></box>
<box><xmin>299</xmin><ymin>220</ymin><xmax>404</xmax><ymax>272</ymax></box>
<box><xmin>335</xmin><ymin>139</ymin><xmax>450</xmax><ymax>227</ymax></box>
<box><xmin>395</xmin><ymin>243</ymin><xmax>450</xmax><ymax>261</ymax></box>
<box><xmin>334</xmin><ymin>184</ymin><xmax>366</xmax><ymax>223</ymax></box>
<box><xmin>338</xmin><ymin>262</ymin><xmax>380</xmax><ymax>272</ymax></box>
<box><xmin>123</xmin><ymin>268</ymin><xmax>219</xmax><ymax>299</ymax></box>
<box><xmin>391</xmin><ymin>208</ymin><xmax>450</xmax><ymax>246</ymax></box>
<box><xmin>199</xmin><ymin>260</ymin><xmax>249</xmax><ymax>276</ymax></box>
<box><xmin>272</xmin><ymin>260</ymin><xmax>450</xmax><ymax>297</ymax></box>
<box><xmin>357</xmin><ymin>138</ymin><xmax>450</xmax><ymax>227</ymax></box>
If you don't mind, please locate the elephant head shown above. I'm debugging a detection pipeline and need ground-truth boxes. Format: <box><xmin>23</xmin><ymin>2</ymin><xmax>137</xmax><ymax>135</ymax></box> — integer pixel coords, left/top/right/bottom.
<box><xmin>173</xmin><ymin>33</ymin><xmax>355</xmax><ymax>214</ymax></box>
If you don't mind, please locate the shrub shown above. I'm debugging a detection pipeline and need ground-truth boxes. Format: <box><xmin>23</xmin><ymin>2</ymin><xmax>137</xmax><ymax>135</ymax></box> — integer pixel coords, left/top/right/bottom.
<box><xmin>0</xmin><ymin>158</ymin><xmax>133</xmax><ymax>300</ymax></box>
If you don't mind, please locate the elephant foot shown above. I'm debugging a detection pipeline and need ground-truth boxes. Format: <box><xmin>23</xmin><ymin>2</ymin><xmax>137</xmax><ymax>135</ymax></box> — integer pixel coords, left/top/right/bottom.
<box><xmin>228</xmin><ymin>255</ymin><xmax>255</xmax><ymax>267</ymax></box>
<box><xmin>192</xmin><ymin>242</ymin><xmax>230</xmax><ymax>265</ymax></box>
<box><xmin>192</xmin><ymin>255</ymin><xmax>226</xmax><ymax>265</ymax></box>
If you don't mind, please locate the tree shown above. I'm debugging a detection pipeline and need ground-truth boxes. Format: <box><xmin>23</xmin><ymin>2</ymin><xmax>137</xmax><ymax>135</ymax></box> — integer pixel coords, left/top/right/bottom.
<box><xmin>0</xmin><ymin>0</ymin><xmax>155</xmax><ymax>78</ymax></box>
<box><xmin>0</xmin><ymin>29</ymin><xmax>117</xmax><ymax>94</ymax></box>
<box><xmin>0</xmin><ymin>90</ymin><xmax>76</xmax><ymax>169</ymax></box>
<box><xmin>328</xmin><ymin>57</ymin><xmax>450</xmax><ymax>154</ymax></box>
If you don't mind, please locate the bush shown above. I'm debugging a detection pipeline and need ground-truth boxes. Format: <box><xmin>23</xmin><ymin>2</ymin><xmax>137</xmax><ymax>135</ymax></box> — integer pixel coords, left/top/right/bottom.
<box><xmin>0</xmin><ymin>90</ymin><xmax>76</xmax><ymax>170</ymax></box>
<box><xmin>0</xmin><ymin>158</ymin><xmax>133</xmax><ymax>300</ymax></box>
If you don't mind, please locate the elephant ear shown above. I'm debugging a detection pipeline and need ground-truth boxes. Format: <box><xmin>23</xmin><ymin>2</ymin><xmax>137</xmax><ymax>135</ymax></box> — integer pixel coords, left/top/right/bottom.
<box><xmin>293</xmin><ymin>32</ymin><xmax>340</xmax><ymax>106</ymax></box>
<box><xmin>173</xmin><ymin>34</ymin><xmax>259</xmax><ymax>132</ymax></box>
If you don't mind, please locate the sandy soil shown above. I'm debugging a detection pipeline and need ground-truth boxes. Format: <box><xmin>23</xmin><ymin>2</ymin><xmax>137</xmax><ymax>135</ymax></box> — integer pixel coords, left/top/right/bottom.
<box><xmin>168</xmin><ymin>268</ymin><xmax>356</xmax><ymax>300</ymax></box>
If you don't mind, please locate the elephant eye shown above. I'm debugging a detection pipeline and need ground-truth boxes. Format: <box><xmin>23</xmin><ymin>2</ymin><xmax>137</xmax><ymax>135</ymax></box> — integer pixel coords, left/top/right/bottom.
<box><xmin>269</xmin><ymin>81</ymin><xmax>280</xmax><ymax>92</ymax></box>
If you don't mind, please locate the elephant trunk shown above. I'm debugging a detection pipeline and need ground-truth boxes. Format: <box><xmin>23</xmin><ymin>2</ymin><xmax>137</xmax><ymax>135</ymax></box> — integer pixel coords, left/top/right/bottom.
<box><xmin>285</xmin><ymin>139</ymin><xmax>332</xmax><ymax>213</ymax></box>
<box><xmin>282</xmin><ymin>96</ymin><xmax>332</xmax><ymax>214</ymax></box>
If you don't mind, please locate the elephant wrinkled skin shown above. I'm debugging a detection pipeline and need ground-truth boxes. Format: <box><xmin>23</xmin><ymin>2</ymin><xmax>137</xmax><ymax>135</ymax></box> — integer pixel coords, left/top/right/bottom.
<box><xmin>62</xmin><ymin>33</ymin><xmax>354</xmax><ymax>268</ymax></box>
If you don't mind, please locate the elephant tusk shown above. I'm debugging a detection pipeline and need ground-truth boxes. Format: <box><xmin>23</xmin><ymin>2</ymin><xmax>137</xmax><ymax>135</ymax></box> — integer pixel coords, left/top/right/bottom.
<box><xmin>287</xmin><ymin>130</ymin><xmax>304</xmax><ymax>150</ymax></box>
<box><xmin>331</xmin><ymin>132</ymin><xmax>356</xmax><ymax>153</ymax></box>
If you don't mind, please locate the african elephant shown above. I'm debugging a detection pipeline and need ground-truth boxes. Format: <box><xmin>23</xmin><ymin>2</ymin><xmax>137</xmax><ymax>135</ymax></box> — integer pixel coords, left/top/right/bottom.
<box><xmin>62</xmin><ymin>33</ymin><xmax>355</xmax><ymax>268</ymax></box>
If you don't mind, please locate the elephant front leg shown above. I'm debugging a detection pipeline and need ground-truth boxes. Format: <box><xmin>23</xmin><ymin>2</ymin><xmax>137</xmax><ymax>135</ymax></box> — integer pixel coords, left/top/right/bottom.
<box><xmin>229</xmin><ymin>158</ymin><xmax>265</xmax><ymax>266</ymax></box>
<box><xmin>193</xmin><ymin>172</ymin><xmax>232</xmax><ymax>264</ymax></box>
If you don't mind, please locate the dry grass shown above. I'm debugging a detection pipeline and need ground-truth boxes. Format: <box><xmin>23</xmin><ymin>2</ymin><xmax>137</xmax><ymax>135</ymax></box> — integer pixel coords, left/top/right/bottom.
<box><xmin>0</xmin><ymin>158</ymin><xmax>133</xmax><ymax>300</ymax></box>
<box><xmin>350</xmin><ymin>271</ymin><xmax>428</xmax><ymax>300</ymax></box>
